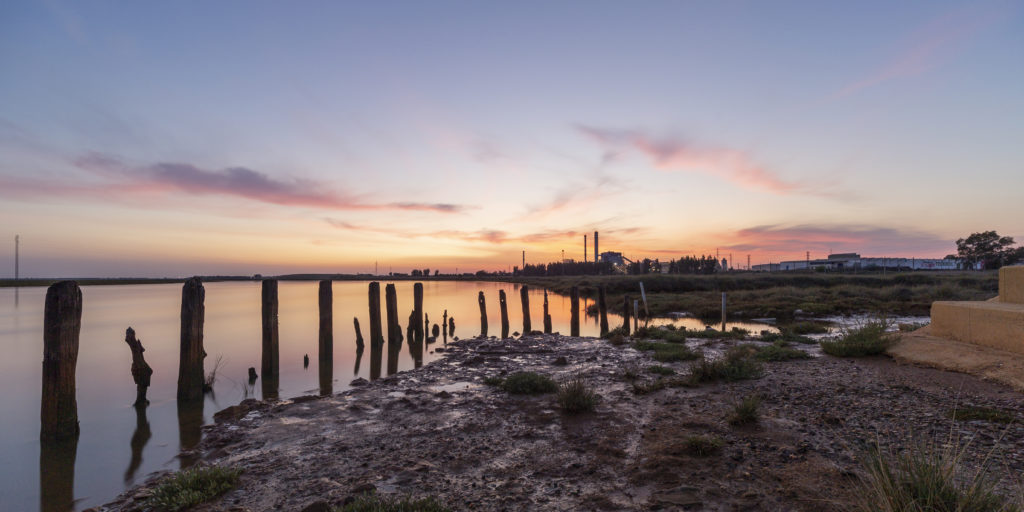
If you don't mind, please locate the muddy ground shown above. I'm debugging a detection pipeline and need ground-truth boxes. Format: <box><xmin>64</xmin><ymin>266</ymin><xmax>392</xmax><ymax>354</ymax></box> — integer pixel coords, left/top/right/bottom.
<box><xmin>102</xmin><ymin>332</ymin><xmax>1024</xmax><ymax>511</ymax></box>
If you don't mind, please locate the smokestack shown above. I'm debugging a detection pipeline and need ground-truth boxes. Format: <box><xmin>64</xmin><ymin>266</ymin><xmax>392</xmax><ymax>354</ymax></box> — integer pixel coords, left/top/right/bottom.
<box><xmin>522</xmin><ymin>250</ymin><xmax>525</xmax><ymax>269</ymax></box>
<box><xmin>594</xmin><ymin>231</ymin><xmax>599</xmax><ymax>263</ymax></box>
<box><xmin>584</xmin><ymin>235</ymin><xmax>587</xmax><ymax>262</ymax></box>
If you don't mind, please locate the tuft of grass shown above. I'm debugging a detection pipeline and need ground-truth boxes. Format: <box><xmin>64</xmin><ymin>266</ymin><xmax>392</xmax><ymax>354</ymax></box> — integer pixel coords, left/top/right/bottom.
<box><xmin>500</xmin><ymin>371</ymin><xmax>558</xmax><ymax>394</ymax></box>
<box><xmin>687</xmin><ymin>347</ymin><xmax>764</xmax><ymax>384</ymax></box>
<box><xmin>950</xmin><ymin>405</ymin><xmax>1016</xmax><ymax>424</ymax></box>
<box><xmin>145</xmin><ymin>465</ymin><xmax>242</xmax><ymax>512</ymax></box>
<box><xmin>647</xmin><ymin>365</ymin><xmax>676</xmax><ymax>376</ymax></box>
<box><xmin>750</xmin><ymin>342</ymin><xmax>812</xmax><ymax>362</ymax></box>
<box><xmin>336</xmin><ymin>494</ymin><xmax>451</xmax><ymax>512</ymax></box>
<box><xmin>603</xmin><ymin>326</ymin><xmax>628</xmax><ymax>340</ymax></box>
<box><xmin>633</xmin><ymin>341</ymin><xmax>701</xmax><ymax>362</ymax></box>
<box><xmin>759</xmin><ymin>330</ymin><xmax>817</xmax><ymax>345</ymax></box>
<box><xmin>820</xmin><ymin>319</ymin><xmax>896</xmax><ymax>357</ymax></box>
<box><xmin>557</xmin><ymin>375</ymin><xmax>599</xmax><ymax>413</ymax></box>
<box><xmin>853</xmin><ymin>439</ymin><xmax>1021</xmax><ymax>512</ymax></box>
<box><xmin>683</xmin><ymin>435</ymin><xmax>723</xmax><ymax>457</ymax></box>
<box><xmin>631</xmin><ymin>378</ymin><xmax>668</xmax><ymax>395</ymax></box>
<box><xmin>728</xmin><ymin>395</ymin><xmax>761</xmax><ymax>426</ymax></box>
<box><xmin>482</xmin><ymin>376</ymin><xmax>504</xmax><ymax>387</ymax></box>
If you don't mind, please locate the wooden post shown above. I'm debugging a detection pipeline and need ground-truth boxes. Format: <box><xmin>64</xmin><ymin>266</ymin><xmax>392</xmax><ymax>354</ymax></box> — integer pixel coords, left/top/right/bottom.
<box><xmin>520</xmin><ymin>285</ymin><xmax>532</xmax><ymax>334</ymax></box>
<box><xmin>368</xmin><ymin>282</ymin><xmax>384</xmax><ymax>346</ymax></box>
<box><xmin>721</xmin><ymin>292</ymin><xmax>727</xmax><ymax>332</ymax></box>
<box><xmin>448</xmin><ymin>316</ymin><xmax>455</xmax><ymax>338</ymax></box>
<box><xmin>442</xmin><ymin>310</ymin><xmax>448</xmax><ymax>337</ymax></box>
<box><xmin>633</xmin><ymin>300</ymin><xmax>639</xmax><ymax>333</ymax></box>
<box><xmin>413</xmin><ymin>282</ymin><xmax>424</xmax><ymax>341</ymax></box>
<box><xmin>499</xmin><ymin>290</ymin><xmax>510</xmax><ymax>338</ymax></box>
<box><xmin>598</xmin><ymin>287</ymin><xmax>609</xmax><ymax>337</ymax></box>
<box><xmin>319</xmin><ymin>280</ymin><xmax>333</xmax><ymax>363</ymax></box>
<box><xmin>623</xmin><ymin>295</ymin><xmax>631</xmax><ymax>336</ymax></box>
<box><xmin>261</xmin><ymin>279</ymin><xmax>280</xmax><ymax>380</ymax></box>
<box><xmin>570</xmin><ymin>286</ymin><xmax>580</xmax><ymax>337</ymax></box>
<box><xmin>385</xmin><ymin>283</ymin><xmax>400</xmax><ymax>345</ymax></box>
<box><xmin>124</xmin><ymin>327</ymin><xmax>153</xmax><ymax>406</ymax></box>
<box><xmin>543</xmin><ymin>289</ymin><xmax>552</xmax><ymax>334</ymax></box>
<box><xmin>41</xmin><ymin>280</ymin><xmax>82</xmax><ymax>441</ymax></box>
<box><xmin>353</xmin><ymin>317</ymin><xmax>365</xmax><ymax>349</ymax></box>
<box><xmin>478</xmin><ymin>291</ymin><xmax>488</xmax><ymax>337</ymax></box>
<box><xmin>176</xmin><ymin>277</ymin><xmax>205</xmax><ymax>402</ymax></box>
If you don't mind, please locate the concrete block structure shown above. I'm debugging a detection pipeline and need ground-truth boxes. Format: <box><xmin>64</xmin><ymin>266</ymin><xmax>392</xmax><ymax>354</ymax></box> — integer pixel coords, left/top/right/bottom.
<box><xmin>930</xmin><ymin>266</ymin><xmax>1024</xmax><ymax>354</ymax></box>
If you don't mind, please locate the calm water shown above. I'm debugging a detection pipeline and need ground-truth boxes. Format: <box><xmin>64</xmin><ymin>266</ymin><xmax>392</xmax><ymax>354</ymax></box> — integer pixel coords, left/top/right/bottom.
<box><xmin>0</xmin><ymin>280</ymin><xmax>771</xmax><ymax>511</ymax></box>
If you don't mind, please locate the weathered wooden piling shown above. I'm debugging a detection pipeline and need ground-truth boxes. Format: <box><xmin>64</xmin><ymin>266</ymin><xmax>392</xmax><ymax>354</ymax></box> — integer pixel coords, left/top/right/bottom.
<box><xmin>413</xmin><ymin>282</ymin><xmax>424</xmax><ymax>341</ymax></box>
<box><xmin>478</xmin><ymin>291</ymin><xmax>488</xmax><ymax>337</ymax></box>
<box><xmin>176</xmin><ymin>398</ymin><xmax>203</xmax><ymax>468</ymax></box>
<box><xmin>41</xmin><ymin>280</ymin><xmax>82</xmax><ymax>441</ymax></box>
<box><xmin>353</xmin><ymin>317</ymin><xmax>365</xmax><ymax>349</ymax></box>
<box><xmin>543</xmin><ymin>290</ymin><xmax>552</xmax><ymax>333</ymax></box>
<box><xmin>124</xmin><ymin>327</ymin><xmax>153</xmax><ymax>406</ymax></box>
<box><xmin>432</xmin><ymin>324</ymin><xmax>440</xmax><ymax>338</ymax></box>
<box><xmin>318</xmin><ymin>280</ymin><xmax>333</xmax><ymax>363</ymax></box>
<box><xmin>499</xmin><ymin>290</ymin><xmax>510</xmax><ymax>338</ymax></box>
<box><xmin>368</xmin><ymin>282</ymin><xmax>384</xmax><ymax>346</ymax></box>
<box><xmin>261</xmin><ymin>279</ymin><xmax>280</xmax><ymax>380</ymax></box>
<box><xmin>570</xmin><ymin>286</ymin><xmax>580</xmax><ymax>336</ymax></box>
<box><xmin>448</xmin><ymin>316</ymin><xmax>455</xmax><ymax>337</ymax></box>
<box><xmin>176</xmin><ymin>277</ymin><xmax>205</xmax><ymax>402</ymax></box>
<box><xmin>623</xmin><ymin>295</ymin><xmax>632</xmax><ymax>336</ymax></box>
<box><xmin>248</xmin><ymin>367</ymin><xmax>258</xmax><ymax>382</ymax></box>
<box><xmin>598</xmin><ymin>287</ymin><xmax>609</xmax><ymax>337</ymax></box>
<box><xmin>385</xmin><ymin>283</ymin><xmax>400</xmax><ymax>345</ymax></box>
<box><xmin>520</xmin><ymin>285</ymin><xmax>532</xmax><ymax>334</ymax></box>
<box><xmin>442</xmin><ymin>310</ymin><xmax>448</xmax><ymax>336</ymax></box>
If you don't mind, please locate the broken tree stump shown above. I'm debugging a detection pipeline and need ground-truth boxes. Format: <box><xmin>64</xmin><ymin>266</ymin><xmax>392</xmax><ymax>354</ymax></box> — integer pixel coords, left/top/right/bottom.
<box><xmin>598</xmin><ymin>287</ymin><xmax>609</xmax><ymax>337</ymax></box>
<box><xmin>353</xmin><ymin>317</ymin><xmax>365</xmax><ymax>350</ymax></box>
<box><xmin>261</xmin><ymin>279</ymin><xmax>280</xmax><ymax>380</ymax></box>
<box><xmin>41</xmin><ymin>280</ymin><xmax>82</xmax><ymax>441</ymax></box>
<box><xmin>177</xmin><ymin>277</ymin><xmax>206</xmax><ymax>401</ymax></box>
<box><xmin>124</xmin><ymin>327</ymin><xmax>153</xmax><ymax>406</ymax></box>
<box><xmin>478</xmin><ymin>291</ymin><xmax>488</xmax><ymax>337</ymax></box>
<box><xmin>543</xmin><ymin>289</ymin><xmax>552</xmax><ymax>334</ymax></box>
<box><xmin>521</xmin><ymin>285</ymin><xmax>532</xmax><ymax>334</ymax></box>
<box><xmin>368</xmin><ymin>282</ymin><xmax>384</xmax><ymax>346</ymax></box>
<box><xmin>385</xmin><ymin>283</ymin><xmax>400</xmax><ymax>346</ymax></box>
<box><xmin>319</xmin><ymin>280</ymin><xmax>333</xmax><ymax>363</ymax></box>
<box><xmin>570</xmin><ymin>286</ymin><xmax>580</xmax><ymax>337</ymax></box>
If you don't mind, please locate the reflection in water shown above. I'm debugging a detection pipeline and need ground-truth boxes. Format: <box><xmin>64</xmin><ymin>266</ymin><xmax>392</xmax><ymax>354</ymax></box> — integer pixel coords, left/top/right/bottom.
<box><xmin>353</xmin><ymin>346</ymin><xmax>363</xmax><ymax>376</ymax></box>
<box><xmin>318</xmin><ymin>356</ymin><xmax>333</xmax><ymax>396</ymax></box>
<box><xmin>369</xmin><ymin>342</ymin><xmax>382</xmax><ymax>381</ymax></box>
<box><xmin>176</xmin><ymin>399</ymin><xmax>204</xmax><ymax>469</ymax></box>
<box><xmin>124</xmin><ymin>403</ymin><xmax>152</xmax><ymax>484</ymax></box>
<box><xmin>261</xmin><ymin>372</ymin><xmax>280</xmax><ymax>401</ymax></box>
<box><xmin>40</xmin><ymin>435</ymin><xmax>78</xmax><ymax>512</ymax></box>
<box><xmin>408</xmin><ymin>334</ymin><xmax>423</xmax><ymax>369</ymax></box>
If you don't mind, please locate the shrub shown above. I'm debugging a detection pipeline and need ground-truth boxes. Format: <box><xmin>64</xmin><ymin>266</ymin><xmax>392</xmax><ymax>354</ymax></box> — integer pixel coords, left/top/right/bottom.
<box><xmin>687</xmin><ymin>347</ymin><xmax>764</xmax><ymax>384</ymax></box>
<box><xmin>751</xmin><ymin>343</ymin><xmax>812</xmax><ymax>362</ymax></box>
<box><xmin>337</xmin><ymin>494</ymin><xmax>451</xmax><ymax>512</ymax></box>
<box><xmin>820</xmin><ymin>320</ymin><xmax>896</xmax><ymax>357</ymax></box>
<box><xmin>145</xmin><ymin>465</ymin><xmax>242</xmax><ymax>512</ymax></box>
<box><xmin>557</xmin><ymin>375</ymin><xmax>599</xmax><ymax>413</ymax></box>
<box><xmin>949</xmin><ymin>405</ymin><xmax>1016</xmax><ymax>424</ymax></box>
<box><xmin>683</xmin><ymin>435</ymin><xmax>723</xmax><ymax>456</ymax></box>
<box><xmin>500</xmin><ymin>372</ymin><xmax>557</xmax><ymax>394</ymax></box>
<box><xmin>759</xmin><ymin>330</ymin><xmax>816</xmax><ymax>345</ymax></box>
<box><xmin>482</xmin><ymin>376</ymin><xmax>504</xmax><ymax>387</ymax></box>
<box><xmin>728</xmin><ymin>395</ymin><xmax>761</xmax><ymax>426</ymax></box>
<box><xmin>603</xmin><ymin>326</ymin><xmax>628</xmax><ymax>341</ymax></box>
<box><xmin>648</xmin><ymin>365</ymin><xmax>676</xmax><ymax>376</ymax></box>
<box><xmin>633</xmin><ymin>341</ymin><xmax>700</xmax><ymax>362</ymax></box>
<box><xmin>853</xmin><ymin>440</ymin><xmax>1020</xmax><ymax>512</ymax></box>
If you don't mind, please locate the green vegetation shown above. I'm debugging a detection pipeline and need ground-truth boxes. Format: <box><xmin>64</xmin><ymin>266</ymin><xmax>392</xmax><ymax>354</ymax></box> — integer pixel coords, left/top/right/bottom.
<box><xmin>687</xmin><ymin>347</ymin><xmax>764</xmax><ymax>384</ymax></box>
<box><xmin>781</xmin><ymin>321</ymin><xmax>830</xmax><ymax>335</ymax></box>
<box><xmin>634</xmin><ymin>325</ymin><xmax>748</xmax><ymax>341</ymax></box>
<box><xmin>949</xmin><ymin>406</ymin><xmax>1016</xmax><ymax>424</ymax></box>
<box><xmin>145</xmin><ymin>465</ymin><xmax>242</xmax><ymax>512</ymax></box>
<box><xmin>633</xmin><ymin>341</ymin><xmax>701</xmax><ymax>362</ymax></box>
<box><xmin>853</xmin><ymin>441</ymin><xmax>1020</xmax><ymax>512</ymax></box>
<box><xmin>749</xmin><ymin>342</ymin><xmax>812</xmax><ymax>362</ymax></box>
<box><xmin>728</xmin><ymin>395</ymin><xmax>761</xmax><ymax>426</ymax></box>
<box><xmin>482</xmin><ymin>376</ymin><xmax>504</xmax><ymax>387</ymax></box>
<box><xmin>647</xmin><ymin>365</ymin><xmax>676</xmax><ymax>376</ymax></box>
<box><xmin>758</xmin><ymin>330</ymin><xmax>817</xmax><ymax>345</ymax></box>
<box><xmin>336</xmin><ymin>494</ymin><xmax>451</xmax><ymax>512</ymax></box>
<box><xmin>556</xmin><ymin>375</ymin><xmax>599</xmax><ymax>413</ymax></box>
<box><xmin>820</xmin><ymin>320</ymin><xmax>897</xmax><ymax>357</ymax></box>
<box><xmin>499</xmin><ymin>372</ymin><xmax>558</xmax><ymax>394</ymax></box>
<box><xmin>683</xmin><ymin>435</ymin><xmax>723</xmax><ymax>457</ymax></box>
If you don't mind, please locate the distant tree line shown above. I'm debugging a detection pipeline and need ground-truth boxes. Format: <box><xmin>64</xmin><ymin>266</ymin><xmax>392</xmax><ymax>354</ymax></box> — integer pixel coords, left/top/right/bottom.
<box><xmin>515</xmin><ymin>261</ymin><xmax>615</xmax><ymax>276</ymax></box>
<box><xmin>666</xmin><ymin>255</ymin><xmax>720</xmax><ymax>274</ymax></box>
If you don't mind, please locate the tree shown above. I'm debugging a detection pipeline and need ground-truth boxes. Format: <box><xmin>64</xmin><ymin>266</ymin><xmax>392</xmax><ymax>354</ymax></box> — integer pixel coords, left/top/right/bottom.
<box><xmin>956</xmin><ymin>231</ymin><xmax>1020</xmax><ymax>269</ymax></box>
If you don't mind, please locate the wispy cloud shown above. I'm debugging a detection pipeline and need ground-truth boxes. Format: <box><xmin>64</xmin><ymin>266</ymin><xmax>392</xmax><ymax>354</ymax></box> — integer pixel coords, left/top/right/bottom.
<box><xmin>0</xmin><ymin>152</ymin><xmax>469</xmax><ymax>213</ymax></box>
<box><xmin>326</xmin><ymin>219</ymin><xmax>643</xmax><ymax>247</ymax></box>
<box><xmin>577</xmin><ymin>125</ymin><xmax>818</xmax><ymax>195</ymax></box>
<box><xmin>720</xmin><ymin>224</ymin><xmax>952</xmax><ymax>257</ymax></box>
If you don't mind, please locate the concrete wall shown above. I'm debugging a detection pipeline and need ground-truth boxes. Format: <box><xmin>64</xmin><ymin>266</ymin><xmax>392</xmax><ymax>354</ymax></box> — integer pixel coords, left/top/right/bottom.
<box><xmin>931</xmin><ymin>301</ymin><xmax>1024</xmax><ymax>354</ymax></box>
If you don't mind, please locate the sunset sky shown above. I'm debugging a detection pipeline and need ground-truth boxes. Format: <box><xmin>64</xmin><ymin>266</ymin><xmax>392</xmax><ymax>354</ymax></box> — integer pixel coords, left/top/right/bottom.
<box><xmin>2</xmin><ymin>1</ymin><xmax>1022</xmax><ymax>277</ymax></box>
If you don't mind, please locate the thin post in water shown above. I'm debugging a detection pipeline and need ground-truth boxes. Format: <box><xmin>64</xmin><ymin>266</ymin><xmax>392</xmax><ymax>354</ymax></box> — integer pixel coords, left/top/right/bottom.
<box><xmin>368</xmin><ymin>282</ymin><xmax>384</xmax><ymax>346</ymax></box>
<box><xmin>478</xmin><ymin>291</ymin><xmax>488</xmax><ymax>337</ymax></box>
<box><xmin>520</xmin><ymin>285</ymin><xmax>532</xmax><ymax>334</ymax></box>
<box><xmin>176</xmin><ymin>277</ymin><xmax>205</xmax><ymax>401</ymax></box>
<box><xmin>598</xmin><ymin>286</ymin><xmax>609</xmax><ymax>337</ymax></box>
<box><xmin>570</xmin><ymin>285</ymin><xmax>580</xmax><ymax>337</ymax></box>
<box><xmin>622</xmin><ymin>295</ymin><xmax>631</xmax><ymax>336</ymax></box>
<box><xmin>385</xmin><ymin>283</ymin><xmax>400</xmax><ymax>345</ymax></box>
<box><xmin>41</xmin><ymin>280</ymin><xmax>82</xmax><ymax>441</ymax></box>
<box><xmin>261</xmin><ymin>279</ymin><xmax>280</xmax><ymax>380</ymax></box>
<box><xmin>543</xmin><ymin>289</ymin><xmax>552</xmax><ymax>334</ymax></box>
<box><xmin>413</xmin><ymin>282</ymin><xmax>424</xmax><ymax>342</ymax></box>
<box><xmin>499</xmin><ymin>289</ymin><xmax>510</xmax><ymax>338</ymax></box>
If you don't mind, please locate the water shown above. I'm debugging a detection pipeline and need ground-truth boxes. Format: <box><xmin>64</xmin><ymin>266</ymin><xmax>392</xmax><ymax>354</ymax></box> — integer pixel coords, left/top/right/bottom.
<box><xmin>0</xmin><ymin>280</ymin><xmax>771</xmax><ymax>511</ymax></box>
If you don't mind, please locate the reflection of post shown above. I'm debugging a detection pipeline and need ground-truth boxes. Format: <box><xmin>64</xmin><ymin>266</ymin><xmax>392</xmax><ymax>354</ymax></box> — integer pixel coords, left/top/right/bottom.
<box><xmin>41</xmin><ymin>281</ymin><xmax>82</xmax><ymax>441</ymax></box>
<box><xmin>124</xmin><ymin>403</ymin><xmax>151</xmax><ymax>484</ymax></box>
<box><xmin>261</xmin><ymin>279</ymin><xmax>280</xmax><ymax>381</ymax></box>
<box><xmin>40</xmin><ymin>435</ymin><xmax>77</xmax><ymax>512</ymax></box>
<box><xmin>176</xmin><ymin>398</ymin><xmax>204</xmax><ymax>469</ymax></box>
<box><xmin>623</xmin><ymin>295</ymin><xmax>631</xmax><ymax>336</ymax></box>
<box><xmin>368</xmin><ymin>282</ymin><xmax>384</xmax><ymax>347</ymax></box>
<box><xmin>385</xmin><ymin>284</ymin><xmax>400</xmax><ymax>345</ymax></box>
<box><xmin>633</xmin><ymin>300</ymin><xmax>639</xmax><ymax>332</ymax></box>
<box><xmin>448</xmin><ymin>316</ymin><xmax>455</xmax><ymax>338</ymax></box>
<box><xmin>499</xmin><ymin>290</ymin><xmax>509</xmax><ymax>338</ymax></box>
<box><xmin>598</xmin><ymin>287</ymin><xmax>609</xmax><ymax>337</ymax></box>
<box><xmin>478</xmin><ymin>291</ymin><xmax>488</xmax><ymax>337</ymax></box>
<box><xmin>177</xmin><ymin>277</ymin><xmax>205</xmax><ymax>401</ymax></box>
<box><xmin>543</xmin><ymin>290</ymin><xmax>552</xmax><ymax>334</ymax></box>
<box><xmin>353</xmin><ymin>345</ymin><xmax>364</xmax><ymax>376</ymax></box>
<box><xmin>124</xmin><ymin>327</ymin><xmax>153</xmax><ymax>406</ymax></box>
<box><xmin>520</xmin><ymin>285</ymin><xmax>532</xmax><ymax>334</ymax></box>
<box><xmin>570</xmin><ymin>286</ymin><xmax>580</xmax><ymax>336</ymax></box>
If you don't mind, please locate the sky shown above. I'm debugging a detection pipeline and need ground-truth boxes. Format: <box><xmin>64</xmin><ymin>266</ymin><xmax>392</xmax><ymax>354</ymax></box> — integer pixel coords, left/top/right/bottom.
<box><xmin>1</xmin><ymin>0</ymin><xmax>1022</xmax><ymax>277</ymax></box>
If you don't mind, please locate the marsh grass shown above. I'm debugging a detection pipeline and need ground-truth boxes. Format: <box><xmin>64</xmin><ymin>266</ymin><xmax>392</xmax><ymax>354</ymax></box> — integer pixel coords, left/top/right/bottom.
<box><xmin>633</xmin><ymin>341</ymin><xmax>701</xmax><ymax>362</ymax></box>
<box><xmin>729</xmin><ymin>395</ymin><xmax>761</xmax><ymax>426</ymax></box>
<box><xmin>821</xmin><ymin>319</ymin><xmax>897</xmax><ymax>357</ymax></box>
<box><xmin>648</xmin><ymin>365</ymin><xmax>676</xmax><ymax>376</ymax></box>
<box><xmin>482</xmin><ymin>376</ymin><xmax>504</xmax><ymax>387</ymax></box>
<box><xmin>683</xmin><ymin>435</ymin><xmax>723</xmax><ymax>457</ymax></box>
<box><xmin>500</xmin><ymin>372</ymin><xmax>557</xmax><ymax>394</ymax></box>
<box><xmin>750</xmin><ymin>342</ymin><xmax>812</xmax><ymax>362</ymax></box>
<box><xmin>336</xmin><ymin>494</ymin><xmax>451</xmax><ymax>512</ymax></box>
<box><xmin>687</xmin><ymin>347</ymin><xmax>764</xmax><ymax>384</ymax></box>
<box><xmin>557</xmin><ymin>374</ymin><xmax>599</xmax><ymax>413</ymax></box>
<box><xmin>950</xmin><ymin>406</ymin><xmax>1016</xmax><ymax>424</ymax></box>
<box><xmin>145</xmin><ymin>465</ymin><xmax>242</xmax><ymax>512</ymax></box>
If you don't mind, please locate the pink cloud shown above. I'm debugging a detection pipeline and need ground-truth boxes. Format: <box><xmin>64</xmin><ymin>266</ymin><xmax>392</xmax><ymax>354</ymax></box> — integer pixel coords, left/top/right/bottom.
<box><xmin>719</xmin><ymin>224</ymin><xmax>953</xmax><ymax>258</ymax></box>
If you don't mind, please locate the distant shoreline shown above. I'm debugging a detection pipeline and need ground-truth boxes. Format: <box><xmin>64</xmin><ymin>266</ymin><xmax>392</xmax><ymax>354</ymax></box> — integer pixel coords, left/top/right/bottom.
<box><xmin>0</xmin><ymin>274</ymin><xmax>505</xmax><ymax>288</ymax></box>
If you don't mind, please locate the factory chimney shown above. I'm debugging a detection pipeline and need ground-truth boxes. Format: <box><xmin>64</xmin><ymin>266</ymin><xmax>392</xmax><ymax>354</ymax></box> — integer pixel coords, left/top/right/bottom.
<box><xmin>584</xmin><ymin>235</ymin><xmax>587</xmax><ymax>262</ymax></box>
<box><xmin>594</xmin><ymin>231</ymin><xmax>599</xmax><ymax>263</ymax></box>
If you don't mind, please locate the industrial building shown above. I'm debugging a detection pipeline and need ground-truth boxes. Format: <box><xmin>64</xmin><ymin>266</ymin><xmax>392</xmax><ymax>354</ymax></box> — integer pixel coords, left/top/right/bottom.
<box><xmin>751</xmin><ymin>253</ymin><xmax>960</xmax><ymax>272</ymax></box>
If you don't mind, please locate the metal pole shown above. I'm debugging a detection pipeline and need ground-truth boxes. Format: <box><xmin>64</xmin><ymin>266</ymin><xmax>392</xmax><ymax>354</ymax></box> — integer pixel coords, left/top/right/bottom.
<box><xmin>15</xmin><ymin>235</ymin><xmax>19</xmax><ymax>281</ymax></box>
